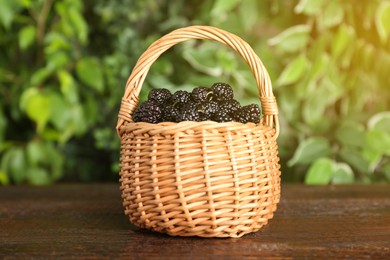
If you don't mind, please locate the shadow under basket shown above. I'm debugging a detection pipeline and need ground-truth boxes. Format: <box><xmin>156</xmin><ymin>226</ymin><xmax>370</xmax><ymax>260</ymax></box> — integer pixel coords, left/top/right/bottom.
<box><xmin>116</xmin><ymin>26</ymin><xmax>281</xmax><ymax>238</ymax></box>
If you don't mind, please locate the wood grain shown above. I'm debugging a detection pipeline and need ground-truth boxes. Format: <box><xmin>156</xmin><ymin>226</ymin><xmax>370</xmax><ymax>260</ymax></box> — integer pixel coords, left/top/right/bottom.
<box><xmin>1</xmin><ymin>184</ymin><xmax>389</xmax><ymax>259</ymax></box>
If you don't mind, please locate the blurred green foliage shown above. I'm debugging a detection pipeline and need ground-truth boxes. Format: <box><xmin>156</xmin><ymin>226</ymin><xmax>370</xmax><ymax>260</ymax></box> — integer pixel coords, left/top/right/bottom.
<box><xmin>0</xmin><ymin>0</ymin><xmax>389</xmax><ymax>185</ymax></box>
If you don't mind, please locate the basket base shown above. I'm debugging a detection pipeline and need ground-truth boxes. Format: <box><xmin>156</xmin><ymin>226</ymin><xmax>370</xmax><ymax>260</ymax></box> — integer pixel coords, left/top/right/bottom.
<box><xmin>126</xmin><ymin>212</ymin><xmax>276</xmax><ymax>238</ymax></box>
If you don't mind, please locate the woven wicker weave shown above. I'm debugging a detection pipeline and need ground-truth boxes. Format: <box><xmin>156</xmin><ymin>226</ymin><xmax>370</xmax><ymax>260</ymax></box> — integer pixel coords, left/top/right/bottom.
<box><xmin>116</xmin><ymin>25</ymin><xmax>281</xmax><ymax>238</ymax></box>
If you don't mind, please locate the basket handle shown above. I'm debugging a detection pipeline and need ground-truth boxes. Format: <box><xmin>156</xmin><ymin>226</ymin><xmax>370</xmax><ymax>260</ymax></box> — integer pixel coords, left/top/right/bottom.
<box><xmin>116</xmin><ymin>25</ymin><xmax>279</xmax><ymax>137</ymax></box>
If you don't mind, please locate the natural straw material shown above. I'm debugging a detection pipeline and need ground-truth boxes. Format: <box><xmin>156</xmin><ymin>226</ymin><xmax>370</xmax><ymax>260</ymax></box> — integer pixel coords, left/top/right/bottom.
<box><xmin>117</xmin><ymin>26</ymin><xmax>281</xmax><ymax>238</ymax></box>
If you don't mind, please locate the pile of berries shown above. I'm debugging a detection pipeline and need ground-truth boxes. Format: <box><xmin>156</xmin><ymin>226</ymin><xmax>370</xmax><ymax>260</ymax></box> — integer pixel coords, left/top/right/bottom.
<box><xmin>133</xmin><ymin>82</ymin><xmax>261</xmax><ymax>124</ymax></box>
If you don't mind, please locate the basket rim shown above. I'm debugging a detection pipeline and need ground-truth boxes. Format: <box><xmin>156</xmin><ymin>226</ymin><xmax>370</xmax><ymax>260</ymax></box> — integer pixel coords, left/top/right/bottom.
<box><xmin>118</xmin><ymin>119</ymin><xmax>278</xmax><ymax>139</ymax></box>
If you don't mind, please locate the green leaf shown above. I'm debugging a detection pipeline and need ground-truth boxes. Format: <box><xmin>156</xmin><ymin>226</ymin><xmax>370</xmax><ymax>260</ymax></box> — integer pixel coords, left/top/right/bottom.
<box><xmin>31</xmin><ymin>66</ymin><xmax>54</xmax><ymax>85</ymax></box>
<box><xmin>318</xmin><ymin>0</ymin><xmax>344</xmax><ymax>29</ymax></box>
<box><xmin>278</xmin><ymin>88</ymin><xmax>300</xmax><ymax>122</ymax></box>
<box><xmin>22</xmin><ymin>89</ymin><xmax>52</xmax><ymax>132</ymax></box>
<box><xmin>40</xmin><ymin>128</ymin><xmax>61</xmax><ymax>141</ymax></box>
<box><xmin>302</xmin><ymin>91</ymin><xmax>328</xmax><ymax>126</ymax></box>
<box><xmin>305</xmin><ymin>158</ymin><xmax>334</xmax><ymax>185</ymax></box>
<box><xmin>48</xmin><ymin>93</ymin><xmax>73</xmax><ymax>139</ymax></box>
<box><xmin>340</xmin><ymin>38</ymin><xmax>355</xmax><ymax>69</ymax></box>
<box><xmin>338</xmin><ymin>146</ymin><xmax>370</xmax><ymax>174</ymax></box>
<box><xmin>44</xmin><ymin>143</ymin><xmax>64</xmax><ymax>181</ymax></box>
<box><xmin>356</xmin><ymin>40</ymin><xmax>375</xmax><ymax>71</ymax></box>
<box><xmin>335</xmin><ymin>121</ymin><xmax>365</xmax><ymax>148</ymax></box>
<box><xmin>362</xmin><ymin>149</ymin><xmax>382</xmax><ymax>172</ymax></box>
<box><xmin>211</xmin><ymin>0</ymin><xmax>239</xmax><ymax>16</ymax></box>
<box><xmin>375</xmin><ymin>1</ymin><xmax>390</xmax><ymax>44</ymax></box>
<box><xmin>216</xmin><ymin>47</ymin><xmax>237</xmax><ymax>73</ymax></box>
<box><xmin>382</xmin><ymin>162</ymin><xmax>390</xmax><ymax>182</ymax></box>
<box><xmin>332</xmin><ymin>162</ymin><xmax>354</xmax><ymax>184</ymax></box>
<box><xmin>26</xmin><ymin>141</ymin><xmax>44</xmax><ymax>166</ymax></box>
<box><xmin>288</xmin><ymin>137</ymin><xmax>331</xmax><ymax>167</ymax></box>
<box><xmin>239</xmin><ymin>0</ymin><xmax>258</xmax><ymax>31</ymax></box>
<box><xmin>331</xmin><ymin>24</ymin><xmax>355</xmax><ymax>59</ymax></box>
<box><xmin>268</xmin><ymin>25</ymin><xmax>311</xmax><ymax>53</ymax></box>
<box><xmin>47</xmin><ymin>52</ymin><xmax>70</xmax><ymax>69</ymax></box>
<box><xmin>55</xmin><ymin>1</ymin><xmax>75</xmax><ymax>37</ymax></box>
<box><xmin>1</xmin><ymin>147</ymin><xmax>27</xmax><ymax>184</ymax></box>
<box><xmin>302</xmin><ymin>76</ymin><xmax>343</xmax><ymax>127</ymax></box>
<box><xmin>0</xmin><ymin>107</ymin><xmax>6</xmax><ymax>143</ymax></box>
<box><xmin>151</xmin><ymin>57</ymin><xmax>173</xmax><ymax>76</ymax></box>
<box><xmin>183</xmin><ymin>43</ymin><xmax>222</xmax><ymax>77</ymax></box>
<box><xmin>25</xmin><ymin>141</ymin><xmax>63</xmax><ymax>184</ymax></box>
<box><xmin>57</xmin><ymin>70</ymin><xmax>79</xmax><ymax>103</ymax></box>
<box><xmin>83</xmin><ymin>95</ymin><xmax>98</xmax><ymax>126</ymax></box>
<box><xmin>365</xmin><ymin>129</ymin><xmax>390</xmax><ymax>155</ymax></box>
<box><xmin>44</xmin><ymin>32</ymin><xmax>71</xmax><ymax>54</ymax></box>
<box><xmin>295</xmin><ymin>0</ymin><xmax>324</xmax><ymax>15</ymax></box>
<box><xmin>76</xmin><ymin>57</ymin><xmax>104</xmax><ymax>92</ymax></box>
<box><xmin>307</xmin><ymin>53</ymin><xmax>329</xmax><ymax>83</ymax></box>
<box><xmin>368</xmin><ymin>111</ymin><xmax>390</xmax><ymax>132</ymax></box>
<box><xmin>188</xmin><ymin>74</ymin><xmax>216</xmax><ymax>88</ymax></box>
<box><xmin>277</xmin><ymin>55</ymin><xmax>308</xmax><ymax>86</ymax></box>
<box><xmin>26</xmin><ymin>168</ymin><xmax>51</xmax><ymax>185</ymax></box>
<box><xmin>19</xmin><ymin>0</ymin><xmax>32</xmax><ymax>8</ymax></box>
<box><xmin>0</xmin><ymin>0</ymin><xmax>21</xmax><ymax>29</ymax></box>
<box><xmin>70</xmin><ymin>104</ymin><xmax>87</xmax><ymax>134</ymax></box>
<box><xmin>18</xmin><ymin>25</ymin><xmax>36</xmax><ymax>50</ymax></box>
<box><xmin>0</xmin><ymin>170</ymin><xmax>9</xmax><ymax>185</ymax></box>
<box><xmin>68</xmin><ymin>7</ymin><xmax>88</xmax><ymax>44</ymax></box>
<box><xmin>20</xmin><ymin>87</ymin><xmax>38</xmax><ymax>111</ymax></box>
<box><xmin>148</xmin><ymin>75</ymin><xmax>176</xmax><ymax>92</ymax></box>
<box><xmin>363</xmin><ymin>129</ymin><xmax>390</xmax><ymax>166</ymax></box>
<box><xmin>53</xmin><ymin>103</ymin><xmax>86</xmax><ymax>143</ymax></box>
<box><xmin>49</xmin><ymin>95</ymin><xmax>68</xmax><ymax>129</ymax></box>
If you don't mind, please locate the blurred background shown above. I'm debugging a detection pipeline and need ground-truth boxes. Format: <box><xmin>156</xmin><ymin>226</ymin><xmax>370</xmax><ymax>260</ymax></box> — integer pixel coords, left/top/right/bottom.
<box><xmin>0</xmin><ymin>0</ymin><xmax>389</xmax><ymax>185</ymax></box>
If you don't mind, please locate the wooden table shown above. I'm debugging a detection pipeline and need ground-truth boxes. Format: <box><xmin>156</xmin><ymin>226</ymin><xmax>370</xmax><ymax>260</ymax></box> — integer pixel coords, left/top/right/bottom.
<box><xmin>1</xmin><ymin>184</ymin><xmax>389</xmax><ymax>259</ymax></box>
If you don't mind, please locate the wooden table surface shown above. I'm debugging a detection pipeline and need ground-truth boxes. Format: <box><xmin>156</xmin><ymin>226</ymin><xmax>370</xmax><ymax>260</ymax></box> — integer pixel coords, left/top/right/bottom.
<box><xmin>1</xmin><ymin>184</ymin><xmax>389</xmax><ymax>259</ymax></box>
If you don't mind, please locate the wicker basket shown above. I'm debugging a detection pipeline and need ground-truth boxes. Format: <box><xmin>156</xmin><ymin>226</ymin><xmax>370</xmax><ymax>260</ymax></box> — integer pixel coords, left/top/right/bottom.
<box><xmin>116</xmin><ymin>25</ymin><xmax>281</xmax><ymax>238</ymax></box>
